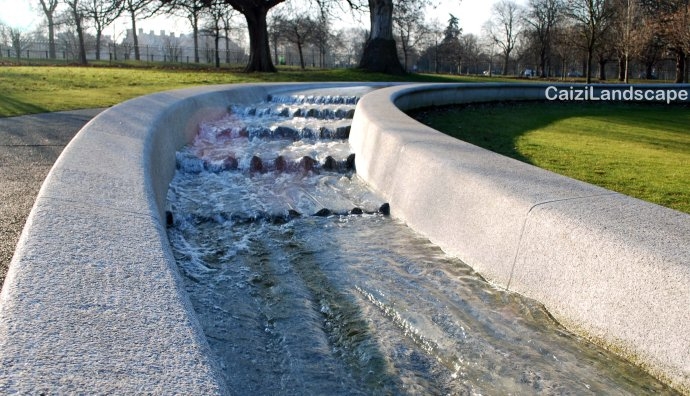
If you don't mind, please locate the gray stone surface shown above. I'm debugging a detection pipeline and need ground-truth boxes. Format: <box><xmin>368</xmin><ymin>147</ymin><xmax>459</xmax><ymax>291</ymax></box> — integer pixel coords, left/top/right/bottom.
<box><xmin>0</xmin><ymin>109</ymin><xmax>103</xmax><ymax>286</ymax></box>
<box><xmin>3</xmin><ymin>82</ymin><xmax>688</xmax><ymax>393</ymax></box>
<box><xmin>349</xmin><ymin>83</ymin><xmax>690</xmax><ymax>394</ymax></box>
<box><xmin>0</xmin><ymin>83</ymin><xmax>390</xmax><ymax>394</ymax></box>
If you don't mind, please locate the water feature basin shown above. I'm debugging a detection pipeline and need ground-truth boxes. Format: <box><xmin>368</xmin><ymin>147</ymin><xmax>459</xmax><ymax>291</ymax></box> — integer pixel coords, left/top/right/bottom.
<box><xmin>1</xmin><ymin>82</ymin><xmax>686</xmax><ymax>394</ymax></box>
<box><xmin>167</xmin><ymin>87</ymin><xmax>678</xmax><ymax>394</ymax></box>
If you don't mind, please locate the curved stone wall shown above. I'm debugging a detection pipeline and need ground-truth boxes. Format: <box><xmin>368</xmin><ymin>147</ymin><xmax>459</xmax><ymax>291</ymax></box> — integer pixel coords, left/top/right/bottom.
<box><xmin>0</xmin><ymin>82</ymin><xmax>376</xmax><ymax>394</ymax></box>
<box><xmin>349</xmin><ymin>83</ymin><xmax>690</xmax><ymax>394</ymax></box>
<box><xmin>1</xmin><ymin>82</ymin><xmax>688</xmax><ymax>393</ymax></box>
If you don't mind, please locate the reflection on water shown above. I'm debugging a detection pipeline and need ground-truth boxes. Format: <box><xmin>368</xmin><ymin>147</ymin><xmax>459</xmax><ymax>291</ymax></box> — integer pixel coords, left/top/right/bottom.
<box><xmin>167</xmin><ymin>88</ymin><xmax>677</xmax><ymax>395</ymax></box>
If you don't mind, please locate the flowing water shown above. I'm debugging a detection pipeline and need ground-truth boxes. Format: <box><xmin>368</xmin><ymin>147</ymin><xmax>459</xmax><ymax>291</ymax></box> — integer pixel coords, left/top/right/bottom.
<box><xmin>166</xmin><ymin>87</ymin><xmax>676</xmax><ymax>395</ymax></box>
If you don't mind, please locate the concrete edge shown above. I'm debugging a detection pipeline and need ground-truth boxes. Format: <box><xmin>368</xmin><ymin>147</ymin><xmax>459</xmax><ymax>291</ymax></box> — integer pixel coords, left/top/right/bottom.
<box><xmin>349</xmin><ymin>83</ymin><xmax>690</xmax><ymax>393</ymax></box>
<box><xmin>0</xmin><ymin>82</ymin><xmax>382</xmax><ymax>394</ymax></box>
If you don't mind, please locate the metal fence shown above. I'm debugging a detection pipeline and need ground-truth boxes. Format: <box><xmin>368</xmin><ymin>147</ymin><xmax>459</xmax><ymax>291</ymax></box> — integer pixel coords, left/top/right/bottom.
<box><xmin>0</xmin><ymin>40</ymin><xmax>683</xmax><ymax>81</ymax></box>
<box><xmin>0</xmin><ymin>40</ymin><xmax>251</xmax><ymax>66</ymax></box>
<box><xmin>0</xmin><ymin>41</ymin><xmax>362</xmax><ymax>70</ymax></box>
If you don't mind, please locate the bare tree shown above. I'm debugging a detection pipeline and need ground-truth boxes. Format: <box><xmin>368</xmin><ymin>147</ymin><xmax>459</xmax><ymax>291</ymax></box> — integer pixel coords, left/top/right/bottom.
<box><xmin>268</xmin><ymin>13</ymin><xmax>282</xmax><ymax>65</ymax></box>
<box><xmin>203</xmin><ymin>0</ymin><xmax>238</xmax><ymax>67</ymax></box>
<box><xmin>124</xmin><ymin>0</ymin><xmax>162</xmax><ymax>61</ymax></box>
<box><xmin>393</xmin><ymin>0</ymin><xmax>431</xmax><ymax>71</ymax></box>
<box><xmin>64</xmin><ymin>0</ymin><xmax>88</xmax><ymax>64</ymax></box>
<box><xmin>484</xmin><ymin>0</ymin><xmax>522</xmax><ymax>75</ymax></box>
<box><xmin>38</xmin><ymin>0</ymin><xmax>60</xmax><ymax>59</ymax></box>
<box><xmin>565</xmin><ymin>0</ymin><xmax>617</xmax><ymax>83</ymax></box>
<box><xmin>312</xmin><ymin>0</ymin><xmax>332</xmax><ymax>68</ymax></box>
<box><xmin>162</xmin><ymin>0</ymin><xmax>284</xmax><ymax>71</ymax></box>
<box><xmin>0</xmin><ymin>23</ymin><xmax>6</xmax><ymax>51</ymax></box>
<box><xmin>594</xmin><ymin>27</ymin><xmax>616</xmax><ymax>80</ymax></box>
<box><xmin>358</xmin><ymin>0</ymin><xmax>404</xmax><ymax>73</ymax></box>
<box><xmin>163</xmin><ymin>0</ymin><xmax>207</xmax><ymax>63</ymax></box>
<box><xmin>217</xmin><ymin>0</ymin><xmax>287</xmax><ymax>72</ymax></box>
<box><xmin>610</xmin><ymin>0</ymin><xmax>647</xmax><ymax>82</ymax></box>
<box><xmin>523</xmin><ymin>0</ymin><xmax>563</xmax><ymax>77</ymax></box>
<box><xmin>1</xmin><ymin>26</ymin><xmax>33</xmax><ymax>60</ymax></box>
<box><xmin>551</xmin><ymin>23</ymin><xmax>582</xmax><ymax>79</ymax></box>
<box><xmin>163</xmin><ymin>34</ymin><xmax>182</xmax><ymax>61</ymax></box>
<box><xmin>272</xmin><ymin>6</ymin><xmax>317</xmax><ymax>69</ymax></box>
<box><xmin>315</xmin><ymin>0</ymin><xmax>405</xmax><ymax>73</ymax></box>
<box><xmin>637</xmin><ymin>26</ymin><xmax>664</xmax><ymax>80</ymax></box>
<box><xmin>332</xmin><ymin>26</ymin><xmax>367</xmax><ymax>67</ymax></box>
<box><xmin>206</xmin><ymin>5</ymin><xmax>222</xmax><ymax>67</ymax></box>
<box><xmin>461</xmin><ymin>33</ymin><xmax>481</xmax><ymax>74</ymax></box>
<box><xmin>324</xmin><ymin>0</ymin><xmax>442</xmax><ymax>73</ymax></box>
<box><xmin>639</xmin><ymin>0</ymin><xmax>690</xmax><ymax>83</ymax></box>
<box><xmin>220</xmin><ymin>6</ymin><xmax>242</xmax><ymax>64</ymax></box>
<box><xmin>82</xmin><ymin>0</ymin><xmax>124</xmax><ymax>60</ymax></box>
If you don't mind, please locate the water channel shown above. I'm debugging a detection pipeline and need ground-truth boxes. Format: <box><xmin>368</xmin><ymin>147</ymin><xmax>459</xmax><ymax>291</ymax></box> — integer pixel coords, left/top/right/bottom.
<box><xmin>166</xmin><ymin>87</ymin><xmax>676</xmax><ymax>395</ymax></box>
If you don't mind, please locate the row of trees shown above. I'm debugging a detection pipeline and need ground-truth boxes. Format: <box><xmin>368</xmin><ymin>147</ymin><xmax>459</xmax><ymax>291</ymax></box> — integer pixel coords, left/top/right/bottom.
<box><xmin>269</xmin><ymin>0</ymin><xmax>690</xmax><ymax>82</ymax></box>
<box><xmin>473</xmin><ymin>0</ymin><xmax>690</xmax><ymax>83</ymax></box>
<box><xmin>2</xmin><ymin>0</ymin><xmax>690</xmax><ymax>81</ymax></box>
<box><xmin>2</xmin><ymin>0</ymin><xmax>410</xmax><ymax>73</ymax></box>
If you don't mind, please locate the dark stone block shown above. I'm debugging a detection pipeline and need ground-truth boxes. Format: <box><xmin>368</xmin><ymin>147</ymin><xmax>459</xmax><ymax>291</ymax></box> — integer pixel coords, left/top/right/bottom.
<box><xmin>250</xmin><ymin>156</ymin><xmax>264</xmax><ymax>173</ymax></box>
<box><xmin>379</xmin><ymin>203</ymin><xmax>390</xmax><ymax>216</ymax></box>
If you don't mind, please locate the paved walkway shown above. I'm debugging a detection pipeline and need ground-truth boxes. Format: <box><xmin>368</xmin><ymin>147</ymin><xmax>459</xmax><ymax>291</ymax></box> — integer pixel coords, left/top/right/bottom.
<box><xmin>0</xmin><ymin>109</ymin><xmax>103</xmax><ymax>287</ymax></box>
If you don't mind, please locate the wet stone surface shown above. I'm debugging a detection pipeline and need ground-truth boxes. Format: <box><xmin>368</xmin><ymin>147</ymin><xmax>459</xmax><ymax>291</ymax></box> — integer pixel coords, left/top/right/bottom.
<box><xmin>167</xmin><ymin>88</ymin><xmax>677</xmax><ymax>395</ymax></box>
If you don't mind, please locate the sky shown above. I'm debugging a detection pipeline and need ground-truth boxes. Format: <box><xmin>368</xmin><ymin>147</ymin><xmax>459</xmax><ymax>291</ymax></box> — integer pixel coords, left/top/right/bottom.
<box><xmin>0</xmin><ymin>0</ymin><xmax>500</xmax><ymax>38</ymax></box>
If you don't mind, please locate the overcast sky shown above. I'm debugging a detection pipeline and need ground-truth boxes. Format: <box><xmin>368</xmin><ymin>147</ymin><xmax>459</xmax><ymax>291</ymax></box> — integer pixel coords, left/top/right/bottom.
<box><xmin>0</xmin><ymin>0</ymin><xmax>512</xmax><ymax>38</ymax></box>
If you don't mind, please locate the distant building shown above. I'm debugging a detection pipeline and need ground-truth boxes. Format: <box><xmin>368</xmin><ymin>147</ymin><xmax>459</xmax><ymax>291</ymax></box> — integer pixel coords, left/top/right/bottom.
<box><xmin>119</xmin><ymin>28</ymin><xmax>245</xmax><ymax>64</ymax></box>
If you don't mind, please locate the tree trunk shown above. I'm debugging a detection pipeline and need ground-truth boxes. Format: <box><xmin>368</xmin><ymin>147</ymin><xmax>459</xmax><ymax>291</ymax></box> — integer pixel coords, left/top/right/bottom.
<box><xmin>399</xmin><ymin>33</ymin><xmax>409</xmax><ymax>71</ymax></box>
<box><xmin>47</xmin><ymin>16</ymin><xmax>56</xmax><ymax>59</ymax></box>
<box><xmin>586</xmin><ymin>48</ymin><xmax>593</xmax><ymax>84</ymax></box>
<box><xmin>675</xmin><ymin>49</ymin><xmax>686</xmax><ymax>83</ymax></box>
<box><xmin>618</xmin><ymin>57</ymin><xmax>624</xmax><ymax>82</ymax></box>
<box><xmin>193</xmin><ymin>16</ymin><xmax>199</xmax><ymax>63</ymax></box>
<box><xmin>39</xmin><ymin>1</ymin><xmax>58</xmax><ymax>59</ymax></box>
<box><xmin>502</xmin><ymin>52</ymin><xmax>509</xmax><ymax>75</ymax></box>
<box><xmin>214</xmin><ymin>28</ymin><xmax>220</xmax><ymax>68</ymax></box>
<box><xmin>434</xmin><ymin>41</ymin><xmax>438</xmax><ymax>73</ymax></box>
<box><xmin>130</xmin><ymin>11</ymin><xmax>140</xmax><ymax>61</ymax></box>
<box><xmin>645</xmin><ymin>62</ymin><xmax>653</xmax><ymax>79</ymax></box>
<box><xmin>359</xmin><ymin>0</ymin><xmax>404</xmax><ymax>74</ymax></box>
<box><xmin>225</xmin><ymin>34</ymin><xmax>231</xmax><ymax>64</ymax></box>
<box><xmin>75</xmin><ymin>14</ymin><xmax>87</xmax><ymax>65</ymax></box>
<box><xmin>95</xmin><ymin>30</ymin><xmax>102</xmax><ymax>61</ymax></box>
<box><xmin>297</xmin><ymin>42</ymin><xmax>305</xmax><ymax>69</ymax></box>
<box><xmin>539</xmin><ymin>47</ymin><xmax>547</xmax><ymax>78</ymax></box>
<box><xmin>598</xmin><ymin>60</ymin><xmax>606</xmax><ymax>80</ymax></box>
<box><xmin>242</xmin><ymin>6</ymin><xmax>276</xmax><ymax>72</ymax></box>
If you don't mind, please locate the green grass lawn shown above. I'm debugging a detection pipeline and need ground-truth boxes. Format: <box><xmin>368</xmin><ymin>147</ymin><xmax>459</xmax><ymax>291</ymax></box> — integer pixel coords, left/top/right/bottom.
<box><xmin>4</xmin><ymin>64</ymin><xmax>685</xmax><ymax>213</ymax></box>
<box><xmin>414</xmin><ymin>101</ymin><xmax>690</xmax><ymax>214</ymax></box>
<box><xmin>0</xmin><ymin>64</ymin><xmax>517</xmax><ymax>117</ymax></box>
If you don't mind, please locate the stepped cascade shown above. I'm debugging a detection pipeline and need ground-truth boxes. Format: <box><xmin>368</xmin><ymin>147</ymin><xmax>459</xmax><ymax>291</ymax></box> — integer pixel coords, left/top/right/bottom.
<box><xmin>166</xmin><ymin>88</ymin><xmax>674</xmax><ymax>394</ymax></box>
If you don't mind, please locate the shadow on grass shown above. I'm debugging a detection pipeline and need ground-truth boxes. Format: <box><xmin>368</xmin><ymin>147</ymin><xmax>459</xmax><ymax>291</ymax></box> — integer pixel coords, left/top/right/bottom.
<box><xmin>409</xmin><ymin>100</ymin><xmax>690</xmax><ymax>214</ymax></box>
<box><xmin>0</xmin><ymin>94</ymin><xmax>49</xmax><ymax>117</ymax></box>
<box><xmin>409</xmin><ymin>101</ymin><xmax>690</xmax><ymax>165</ymax></box>
<box><xmin>408</xmin><ymin>101</ymin><xmax>555</xmax><ymax>165</ymax></box>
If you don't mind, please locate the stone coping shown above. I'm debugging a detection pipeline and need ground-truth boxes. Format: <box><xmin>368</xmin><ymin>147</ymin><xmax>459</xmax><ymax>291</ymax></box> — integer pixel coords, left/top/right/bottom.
<box><xmin>0</xmin><ymin>82</ymin><xmax>382</xmax><ymax>394</ymax></box>
<box><xmin>349</xmin><ymin>83</ymin><xmax>690</xmax><ymax>394</ymax></box>
<box><xmin>1</xmin><ymin>82</ymin><xmax>688</xmax><ymax>393</ymax></box>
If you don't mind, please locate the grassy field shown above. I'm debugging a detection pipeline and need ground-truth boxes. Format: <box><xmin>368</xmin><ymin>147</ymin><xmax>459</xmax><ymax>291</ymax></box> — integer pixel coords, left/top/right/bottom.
<box><xmin>414</xmin><ymin>101</ymin><xmax>690</xmax><ymax>214</ymax></box>
<box><xmin>3</xmin><ymin>64</ymin><xmax>687</xmax><ymax>213</ymax></box>
<box><xmin>0</xmin><ymin>64</ymin><xmax>517</xmax><ymax>117</ymax></box>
